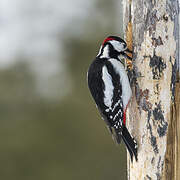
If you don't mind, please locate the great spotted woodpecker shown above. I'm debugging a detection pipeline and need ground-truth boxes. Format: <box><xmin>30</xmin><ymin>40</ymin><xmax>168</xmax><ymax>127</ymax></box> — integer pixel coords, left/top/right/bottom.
<box><xmin>87</xmin><ymin>36</ymin><xmax>138</xmax><ymax>161</ymax></box>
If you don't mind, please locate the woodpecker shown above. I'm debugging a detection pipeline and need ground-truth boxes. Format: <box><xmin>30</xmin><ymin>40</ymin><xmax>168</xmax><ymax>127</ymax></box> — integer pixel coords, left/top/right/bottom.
<box><xmin>87</xmin><ymin>36</ymin><xmax>138</xmax><ymax>161</ymax></box>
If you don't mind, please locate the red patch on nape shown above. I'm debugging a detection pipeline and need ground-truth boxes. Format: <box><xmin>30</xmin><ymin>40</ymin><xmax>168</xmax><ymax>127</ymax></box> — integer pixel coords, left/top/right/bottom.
<box><xmin>102</xmin><ymin>37</ymin><xmax>114</xmax><ymax>46</ymax></box>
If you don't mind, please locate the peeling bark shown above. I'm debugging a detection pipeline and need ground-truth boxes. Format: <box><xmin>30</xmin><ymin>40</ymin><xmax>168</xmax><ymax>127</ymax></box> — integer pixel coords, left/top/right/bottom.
<box><xmin>123</xmin><ymin>0</ymin><xmax>179</xmax><ymax>179</ymax></box>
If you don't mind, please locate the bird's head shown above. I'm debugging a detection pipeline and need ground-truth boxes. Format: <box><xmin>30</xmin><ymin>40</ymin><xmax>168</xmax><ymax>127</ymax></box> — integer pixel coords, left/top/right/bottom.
<box><xmin>97</xmin><ymin>36</ymin><xmax>132</xmax><ymax>60</ymax></box>
<box><xmin>102</xmin><ymin>36</ymin><xmax>127</xmax><ymax>52</ymax></box>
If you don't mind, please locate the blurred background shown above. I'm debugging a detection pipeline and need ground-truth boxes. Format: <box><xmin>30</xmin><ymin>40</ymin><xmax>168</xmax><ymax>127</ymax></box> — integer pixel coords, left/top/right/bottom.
<box><xmin>0</xmin><ymin>0</ymin><xmax>127</xmax><ymax>179</ymax></box>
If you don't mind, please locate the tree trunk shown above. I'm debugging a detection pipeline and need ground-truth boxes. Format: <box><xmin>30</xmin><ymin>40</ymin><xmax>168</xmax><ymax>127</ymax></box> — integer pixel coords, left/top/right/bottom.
<box><xmin>123</xmin><ymin>0</ymin><xmax>180</xmax><ymax>179</ymax></box>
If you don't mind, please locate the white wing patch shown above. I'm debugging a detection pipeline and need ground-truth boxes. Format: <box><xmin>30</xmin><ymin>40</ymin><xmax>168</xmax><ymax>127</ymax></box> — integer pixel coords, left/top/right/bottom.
<box><xmin>102</xmin><ymin>65</ymin><xmax>114</xmax><ymax>107</ymax></box>
<box><xmin>109</xmin><ymin>58</ymin><xmax>132</xmax><ymax>109</ymax></box>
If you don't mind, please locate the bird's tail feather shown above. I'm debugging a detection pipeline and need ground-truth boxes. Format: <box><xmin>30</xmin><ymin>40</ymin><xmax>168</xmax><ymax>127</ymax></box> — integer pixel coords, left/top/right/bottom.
<box><xmin>116</xmin><ymin>125</ymin><xmax>138</xmax><ymax>162</ymax></box>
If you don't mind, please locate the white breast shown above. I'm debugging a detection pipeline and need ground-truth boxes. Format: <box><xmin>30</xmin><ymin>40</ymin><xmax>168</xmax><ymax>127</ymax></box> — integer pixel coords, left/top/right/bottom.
<box><xmin>109</xmin><ymin>58</ymin><xmax>132</xmax><ymax>109</ymax></box>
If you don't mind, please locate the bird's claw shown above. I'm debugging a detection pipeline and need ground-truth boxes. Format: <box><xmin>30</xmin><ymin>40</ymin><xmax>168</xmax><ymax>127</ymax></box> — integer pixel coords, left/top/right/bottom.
<box><xmin>126</xmin><ymin>60</ymin><xmax>133</xmax><ymax>70</ymax></box>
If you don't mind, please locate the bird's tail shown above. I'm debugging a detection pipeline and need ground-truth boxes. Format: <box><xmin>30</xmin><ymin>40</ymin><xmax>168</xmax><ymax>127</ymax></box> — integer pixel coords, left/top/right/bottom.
<box><xmin>115</xmin><ymin>124</ymin><xmax>138</xmax><ymax>162</ymax></box>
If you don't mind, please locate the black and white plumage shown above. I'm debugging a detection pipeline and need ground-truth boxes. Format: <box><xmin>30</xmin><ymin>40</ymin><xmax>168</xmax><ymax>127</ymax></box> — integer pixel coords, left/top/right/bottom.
<box><xmin>87</xmin><ymin>36</ymin><xmax>138</xmax><ymax>161</ymax></box>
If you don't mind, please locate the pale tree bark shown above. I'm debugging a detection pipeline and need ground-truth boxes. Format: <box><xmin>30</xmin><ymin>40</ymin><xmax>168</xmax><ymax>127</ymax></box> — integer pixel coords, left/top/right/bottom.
<box><xmin>123</xmin><ymin>0</ymin><xmax>180</xmax><ymax>179</ymax></box>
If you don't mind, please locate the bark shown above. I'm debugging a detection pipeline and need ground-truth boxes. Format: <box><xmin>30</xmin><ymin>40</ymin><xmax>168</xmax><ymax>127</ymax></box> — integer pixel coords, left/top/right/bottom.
<box><xmin>123</xmin><ymin>0</ymin><xmax>180</xmax><ymax>179</ymax></box>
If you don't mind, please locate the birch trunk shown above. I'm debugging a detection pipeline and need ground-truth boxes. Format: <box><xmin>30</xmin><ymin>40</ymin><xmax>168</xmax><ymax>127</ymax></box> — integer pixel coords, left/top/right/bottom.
<box><xmin>123</xmin><ymin>0</ymin><xmax>180</xmax><ymax>179</ymax></box>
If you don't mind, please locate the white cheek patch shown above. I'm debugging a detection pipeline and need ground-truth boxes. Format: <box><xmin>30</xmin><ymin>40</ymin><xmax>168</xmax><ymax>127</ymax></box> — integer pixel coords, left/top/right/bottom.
<box><xmin>110</xmin><ymin>40</ymin><xmax>125</xmax><ymax>52</ymax></box>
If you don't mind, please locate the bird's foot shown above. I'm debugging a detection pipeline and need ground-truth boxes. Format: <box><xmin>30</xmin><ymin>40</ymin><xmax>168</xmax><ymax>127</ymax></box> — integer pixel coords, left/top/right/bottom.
<box><xmin>126</xmin><ymin>60</ymin><xmax>133</xmax><ymax>71</ymax></box>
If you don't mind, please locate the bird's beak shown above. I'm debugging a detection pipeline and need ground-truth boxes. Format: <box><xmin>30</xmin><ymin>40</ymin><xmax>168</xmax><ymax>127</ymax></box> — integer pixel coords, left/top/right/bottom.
<box><xmin>124</xmin><ymin>48</ymin><xmax>132</xmax><ymax>54</ymax></box>
<box><xmin>120</xmin><ymin>48</ymin><xmax>132</xmax><ymax>60</ymax></box>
